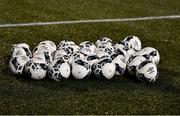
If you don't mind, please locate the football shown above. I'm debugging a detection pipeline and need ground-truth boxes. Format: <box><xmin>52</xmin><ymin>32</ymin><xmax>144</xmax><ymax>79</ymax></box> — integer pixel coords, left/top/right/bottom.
<box><xmin>24</xmin><ymin>57</ymin><xmax>47</xmax><ymax>80</ymax></box>
<box><xmin>38</xmin><ymin>40</ymin><xmax>57</xmax><ymax>53</ymax></box>
<box><xmin>95</xmin><ymin>37</ymin><xmax>113</xmax><ymax>47</ymax></box>
<box><xmin>136</xmin><ymin>61</ymin><xmax>158</xmax><ymax>82</ymax></box>
<box><xmin>33</xmin><ymin>51</ymin><xmax>53</xmax><ymax>64</ymax></box>
<box><xmin>9</xmin><ymin>55</ymin><xmax>30</xmax><ymax>75</ymax></box>
<box><xmin>115</xmin><ymin>43</ymin><xmax>135</xmax><ymax>62</ymax></box>
<box><xmin>96</xmin><ymin>50</ymin><xmax>110</xmax><ymax>59</ymax></box>
<box><xmin>11</xmin><ymin>43</ymin><xmax>32</xmax><ymax>57</ymax></box>
<box><xmin>57</xmin><ymin>40</ymin><xmax>75</xmax><ymax>49</ymax></box>
<box><xmin>71</xmin><ymin>58</ymin><xmax>91</xmax><ymax>79</ymax></box>
<box><xmin>84</xmin><ymin>54</ymin><xmax>99</xmax><ymax>66</ymax></box>
<box><xmin>69</xmin><ymin>51</ymin><xmax>85</xmax><ymax>64</ymax></box>
<box><xmin>33</xmin><ymin>45</ymin><xmax>50</xmax><ymax>54</ymax></box>
<box><xmin>133</xmin><ymin>47</ymin><xmax>160</xmax><ymax>65</ymax></box>
<box><xmin>122</xmin><ymin>35</ymin><xmax>142</xmax><ymax>51</ymax></box>
<box><xmin>93</xmin><ymin>57</ymin><xmax>116</xmax><ymax>79</ymax></box>
<box><xmin>127</xmin><ymin>55</ymin><xmax>147</xmax><ymax>75</ymax></box>
<box><xmin>111</xmin><ymin>53</ymin><xmax>127</xmax><ymax>75</ymax></box>
<box><xmin>57</xmin><ymin>44</ymin><xmax>80</xmax><ymax>57</ymax></box>
<box><xmin>47</xmin><ymin>59</ymin><xmax>71</xmax><ymax>81</ymax></box>
<box><xmin>97</xmin><ymin>44</ymin><xmax>115</xmax><ymax>55</ymax></box>
<box><xmin>12</xmin><ymin>47</ymin><xmax>29</xmax><ymax>57</ymax></box>
<box><xmin>52</xmin><ymin>49</ymin><xmax>69</xmax><ymax>60</ymax></box>
<box><xmin>79</xmin><ymin>41</ymin><xmax>96</xmax><ymax>55</ymax></box>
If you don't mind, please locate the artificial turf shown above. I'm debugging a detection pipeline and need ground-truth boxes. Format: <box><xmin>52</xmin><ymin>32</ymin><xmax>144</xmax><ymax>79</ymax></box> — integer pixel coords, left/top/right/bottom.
<box><xmin>0</xmin><ymin>0</ymin><xmax>180</xmax><ymax>114</ymax></box>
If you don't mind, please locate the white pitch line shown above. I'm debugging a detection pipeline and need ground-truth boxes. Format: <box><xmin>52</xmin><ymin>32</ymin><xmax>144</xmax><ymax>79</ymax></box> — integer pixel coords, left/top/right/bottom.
<box><xmin>0</xmin><ymin>15</ymin><xmax>180</xmax><ymax>28</ymax></box>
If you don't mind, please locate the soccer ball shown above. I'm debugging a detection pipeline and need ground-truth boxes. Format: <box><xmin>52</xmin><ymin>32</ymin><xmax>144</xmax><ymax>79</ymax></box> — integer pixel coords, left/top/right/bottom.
<box><xmin>114</xmin><ymin>49</ymin><xmax>127</xmax><ymax>62</ymax></box>
<box><xmin>68</xmin><ymin>44</ymin><xmax>80</xmax><ymax>53</ymax></box>
<box><xmin>33</xmin><ymin>45</ymin><xmax>50</xmax><ymax>54</ymax></box>
<box><xmin>11</xmin><ymin>43</ymin><xmax>32</xmax><ymax>57</ymax></box>
<box><xmin>52</xmin><ymin>50</ymin><xmax>69</xmax><ymax>63</ymax></box>
<box><xmin>95</xmin><ymin>37</ymin><xmax>113</xmax><ymax>47</ymax></box>
<box><xmin>12</xmin><ymin>47</ymin><xmax>28</xmax><ymax>57</ymax></box>
<box><xmin>9</xmin><ymin>55</ymin><xmax>30</xmax><ymax>75</ymax></box>
<box><xmin>33</xmin><ymin>51</ymin><xmax>53</xmax><ymax>64</ymax></box>
<box><xmin>141</xmin><ymin>47</ymin><xmax>160</xmax><ymax>65</ymax></box>
<box><xmin>96</xmin><ymin>50</ymin><xmax>110</xmax><ymax>59</ymax></box>
<box><xmin>114</xmin><ymin>41</ymin><xmax>126</xmax><ymax>51</ymax></box>
<box><xmin>115</xmin><ymin>41</ymin><xmax>135</xmax><ymax>61</ymax></box>
<box><xmin>57</xmin><ymin>44</ymin><xmax>80</xmax><ymax>57</ymax></box>
<box><xmin>56</xmin><ymin>55</ymin><xmax>70</xmax><ymax>63</ymax></box>
<box><xmin>38</xmin><ymin>40</ymin><xmax>57</xmax><ymax>53</ymax></box>
<box><xmin>93</xmin><ymin>58</ymin><xmax>116</xmax><ymax>79</ymax></box>
<box><xmin>125</xmin><ymin>48</ymin><xmax>135</xmax><ymax>57</ymax></box>
<box><xmin>84</xmin><ymin>54</ymin><xmax>99</xmax><ymax>66</ymax></box>
<box><xmin>122</xmin><ymin>35</ymin><xmax>142</xmax><ymax>51</ymax></box>
<box><xmin>47</xmin><ymin>59</ymin><xmax>71</xmax><ymax>81</ymax></box>
<box><xmin>127</xmin><ymin>55</ymin><xmax>147</xmax><ymax>75</ymax></box>
<box><xmin>57</xmin><ymin>40</ymin><xmax>75</xmax><ymax>49</ymax></box>
<box><xmin>111</xmin><ymin>53</ymin><xmax>126</xmax><ymax>75</ymax></box>
<box><xmin>97</xmin><ymin>44</ymin><xmax>115</xmax><ymax>55</ymax></box>
<box><xmin>79</xmin><ymin>41</ymin><xmax>96</xmax><ymax>55</ymax></box>
<box><xmin>69</xmin><ymin>51</ymin><xmax>85</xmax><ymax>64</ymax></box>
<box><xmin>136</xmin><ymin>61</ymin><xmax>158</xmax><ymax>82</ymax></box>
<box><xmin>24</xmin><ymin>57</ymin><xmax>47</xmax><ymax>80</ymax></box>
<box><xmin>52</xmin><ymin>49</ymin><xmax>69</xmax><ymax>60</ymax></box>
<box><xmin>133</xmin><ymin>47</ymin><xmax>160</xmax><ymax>65</ymax></box>
<box><xmin>71</xmin><ymin>58</ymin><xmax>91</xmax><ymax>79</ymax></box>
<box><xmin>115</xmin><ymin>47</ymin><xmax>133</xmax><ymax>63</ymax></box>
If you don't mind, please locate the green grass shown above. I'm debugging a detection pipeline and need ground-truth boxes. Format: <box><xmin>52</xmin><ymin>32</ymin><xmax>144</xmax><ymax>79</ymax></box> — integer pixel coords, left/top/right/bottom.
<box><xmin>0</xmin><ymin>0</ymin><xmax>180</xmax><ymax>114</ymax></box>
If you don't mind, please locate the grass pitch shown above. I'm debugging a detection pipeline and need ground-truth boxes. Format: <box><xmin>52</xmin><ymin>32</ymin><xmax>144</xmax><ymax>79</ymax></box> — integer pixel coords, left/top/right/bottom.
<box><xmin>0</xmin><ymin>0</ymin><xmax>180</xmax><ymax>114</ymax></box>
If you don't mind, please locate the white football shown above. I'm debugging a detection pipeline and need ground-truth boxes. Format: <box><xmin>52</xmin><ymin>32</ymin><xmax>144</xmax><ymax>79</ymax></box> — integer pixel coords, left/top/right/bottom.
<box><xmin>33</xmin><ymin>51</ymin><xmax>53</xmax><ymax>64</ymax></box>
<box><xmin>52</xmin><ymin>50</ymin><xmax>69</xmax><ymax>62</ymax></box>
<box><xmin>9</xmin><ymin>55</ymin><xmax>30</xmax><ymax>75</ymax></box>
<box><xmin>57</xmin><ymin>40</ymin><xmax>75</xmax><ymax>49</ymax></box>
<box><xmin>123</xmin><ymin>35</ymin><xmax>142</xmax><ymax>51</ymax></box>
<box><xmin>115</xmin><ymin>40</ymin><xmax>136</xmax><ymax>57</ymax></box>
<box><xmin>52</xmin><ymin>49</ymin><xmax>68</xmax><ymax>60</ymax></box>
<box><xmin>79</xmin><ymin>41</ymin><xmax>96</xmax><ymax>55</ymax></box>
<box><xmin>39</xmin><ymin>40</ymin><xmax>57</xmax><ymax>53</ymax></box>
<box><xmin>69</xmin><ymin>44</ymin><xmax>80</xmax><ymax>53</ymax></box>
<box><xmin>115</xmin><ymin>47</ymin><xmax>132</xmax><ymax>63</ymax></box>
<box><xmin>71</xmin><ymin>58</ymin><xmax>91</xmax><ymax>79</ymax></box>
<box><xmin>12</xmin><ymin>47</ymin><xmax>28</xmax><ymax>57</ymax></box>
<box><xmin>11</xmin><ymin>43</ymin><xmax>32</xmax><ymax>57</ymax></box>
<box><xmin>47</xmin><ymin>59</ymin><xmax>71</xmax><ymax>81</ymax></box>
<box><xmin>114</xmin><ymin>41</ymin><xmax>126</xmax><ymax>51</ymax></box>
<box><xmin>33</xmin><ymin>45</ymin><xmax>50</xmax><ymax>54</ymax></box>
<box><xmin>136</xmin><ymin>61</ymin><xmax>158</xmax><ymax>82</ymax></box>
<box><xmin>141</xmin><ymin>47</ymin><xmax>160</xmax><ymax>65</ymax></box>
<box><xmin>84</xmin><ymin>54</ymin><xmax>99</xmax><ymax>66</ymax></box>
<box><xmin>127</xmin><ymin>55</ymin><xmax>147</xmax><ymax>75</ymax></box>
<box><xmin>133</xmin><ymin>47</ymin><xmax>160</xmax><ymax>65</ymax></box>
<box><xmin>96</xmin><ymin>50</ymin><xmax>110</xmax><ymax>59</ymax></box>
<box><xmin>93</xmin><ymin>58</ymin><xmax>116</xmax><ymax>79</ymax></box>
<box><xmin>97</xmin><ymin>44</ymin><xmax>115</xmax><ymax>55</ymax></box>
<box><xmin>111</xmin><ymin>53</ymin><xmax>126</xmax><ymax>75</ymax></box>
<box><xmin>95</xmin><ymin>37</ymin><xmax>113</xmax><ymax>47</ymax></box>
<box><xmin>69</xmin><ymin>51</ymin><xmax>85</xmax><ymax>64</ymax></box>
<box><xmin>24</xmin><ymin>57</ymin><xmax>47</xmax><ymax>80</ymax></box>
<box><xmin>58</xmin><ymin>44</ymin><xmax>80</xmax><ymax>57</ymax></box>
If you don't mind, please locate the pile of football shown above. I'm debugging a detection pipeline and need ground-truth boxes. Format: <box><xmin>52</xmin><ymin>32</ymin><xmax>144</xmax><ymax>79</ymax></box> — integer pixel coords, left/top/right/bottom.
<box><xmin>9</xmin><ymin>36</ymin><xmax>160</xmax><ymax>82</ymax></box>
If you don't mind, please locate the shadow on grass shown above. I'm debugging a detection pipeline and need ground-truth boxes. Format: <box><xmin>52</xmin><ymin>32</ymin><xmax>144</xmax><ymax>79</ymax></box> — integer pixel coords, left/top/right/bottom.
<box><xmin>1</xmin><ymin>55</ymin><xmax>180</xmax><ymax>95</ymax></box>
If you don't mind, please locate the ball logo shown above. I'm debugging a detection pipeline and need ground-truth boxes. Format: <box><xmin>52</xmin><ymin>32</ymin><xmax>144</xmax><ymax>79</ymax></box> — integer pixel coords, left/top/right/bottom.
<box><xmin>147</xmin><ymin>67</ymin><xmax>155</xmax><ymax>74</ymax></box>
